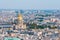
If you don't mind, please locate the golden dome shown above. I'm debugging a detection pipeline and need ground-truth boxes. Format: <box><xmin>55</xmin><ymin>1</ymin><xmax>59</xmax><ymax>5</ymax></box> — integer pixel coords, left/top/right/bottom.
<box><xmin>18</xmin><ymin>13</ymin><xmax>23</xmax><ymax>20</ymax></box>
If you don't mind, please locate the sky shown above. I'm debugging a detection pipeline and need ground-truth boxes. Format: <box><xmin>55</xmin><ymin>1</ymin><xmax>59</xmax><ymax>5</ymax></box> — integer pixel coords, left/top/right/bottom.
<box><xmin>0</xmin><ymin>0</ymin><xmax>60</xmax><ymax>10</ymax></box>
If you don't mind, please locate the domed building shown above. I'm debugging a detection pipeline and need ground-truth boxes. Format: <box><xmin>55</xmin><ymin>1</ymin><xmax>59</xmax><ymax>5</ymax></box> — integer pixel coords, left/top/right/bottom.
<box><xmin>14</xmin><ymin>13</ymin><xmax>26</xmax><ymax>29</ymax></box>
<box><xmin>18</xmin><ymin>13</ymin><xmax>23</xmax><ymax>21</ymax></box>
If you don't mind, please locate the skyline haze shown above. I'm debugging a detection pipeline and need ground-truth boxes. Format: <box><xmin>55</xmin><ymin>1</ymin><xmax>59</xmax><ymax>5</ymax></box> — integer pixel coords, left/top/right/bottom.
<box><xmin>0</xmin><ymin>0</ymin><xmax>60</xmax><ymax>10</ymax></box>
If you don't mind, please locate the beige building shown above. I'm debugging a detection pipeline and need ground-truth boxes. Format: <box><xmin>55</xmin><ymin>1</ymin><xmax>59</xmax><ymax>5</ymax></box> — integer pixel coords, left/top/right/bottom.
<box><xmin>15</xmin><ymin>13</ymin><xmax>26</xmax><ymax>29</ymax></box>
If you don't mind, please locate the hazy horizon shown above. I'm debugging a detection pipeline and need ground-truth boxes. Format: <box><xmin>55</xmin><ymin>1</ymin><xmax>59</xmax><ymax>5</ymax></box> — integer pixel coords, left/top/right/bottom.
<box><xmin>0</xmin><ymin>0</ymin><xmax>60</xmax><ymax>10</ymax></box>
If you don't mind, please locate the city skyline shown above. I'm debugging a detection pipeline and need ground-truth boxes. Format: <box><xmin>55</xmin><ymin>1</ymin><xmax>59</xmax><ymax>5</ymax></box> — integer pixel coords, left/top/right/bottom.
<box><xmin>0</xmin><ymin>0</ymin><xmax>60</xmax><ymax>40</ymax></box>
